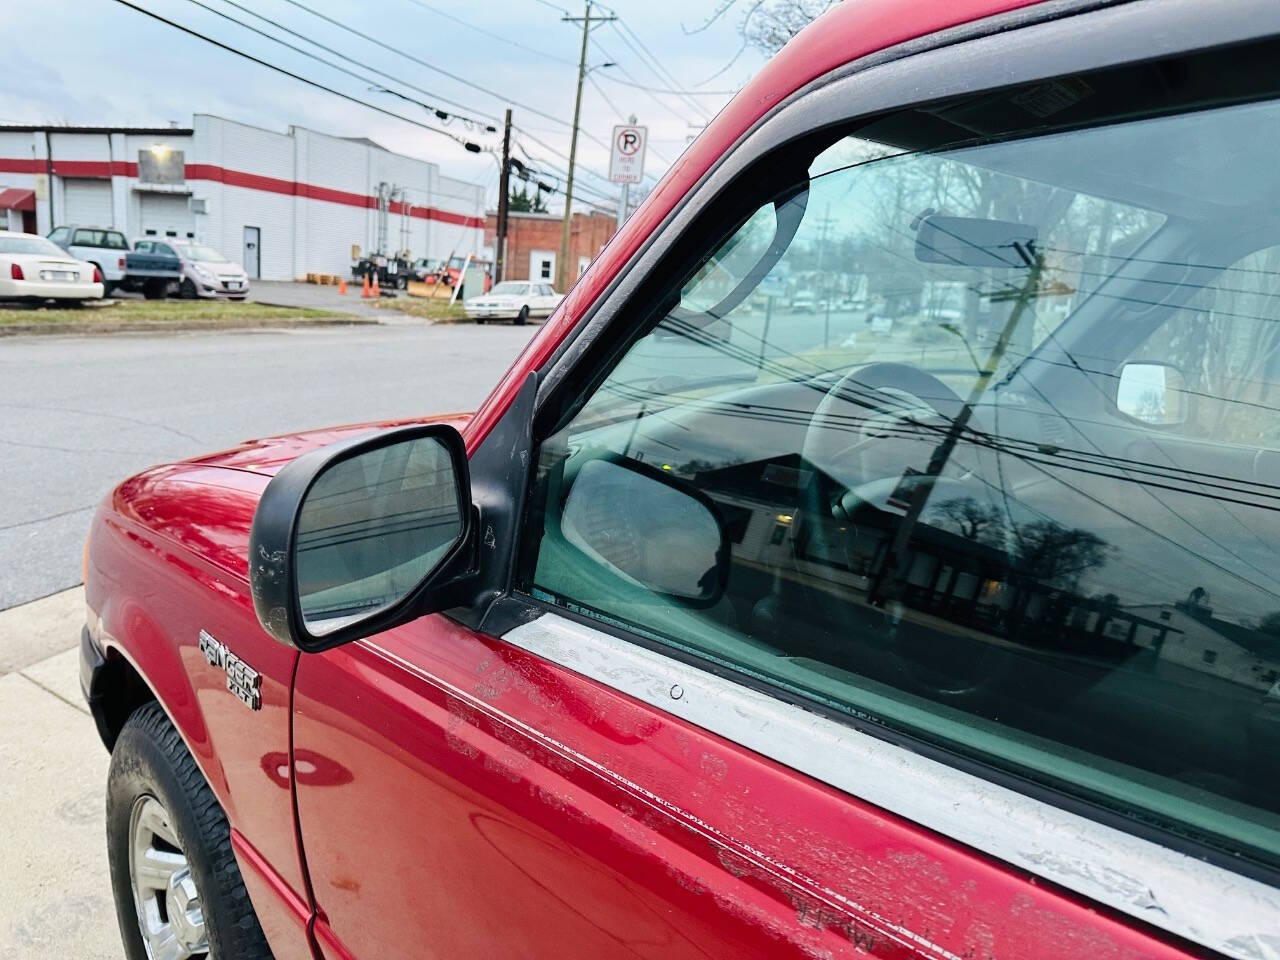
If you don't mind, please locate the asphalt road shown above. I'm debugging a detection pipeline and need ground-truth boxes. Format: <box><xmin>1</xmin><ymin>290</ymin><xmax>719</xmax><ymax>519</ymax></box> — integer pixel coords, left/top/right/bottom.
<box><xmin>0</xmin><ymin>322</ymin><xmax>537</xmax><ymax>611</ymax></box>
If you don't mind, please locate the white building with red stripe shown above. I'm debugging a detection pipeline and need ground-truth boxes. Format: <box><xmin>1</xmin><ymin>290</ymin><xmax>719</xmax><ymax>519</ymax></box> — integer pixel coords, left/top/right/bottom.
<box><xmin>0</xmin><ymin>115</ymin><xmax>487</xmax><ymax>281</ymax></box>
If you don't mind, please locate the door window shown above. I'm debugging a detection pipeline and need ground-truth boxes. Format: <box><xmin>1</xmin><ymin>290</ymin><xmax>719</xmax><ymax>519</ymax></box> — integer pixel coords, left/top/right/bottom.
<box><xmin>520</xmin><ymin>87</ymin><xmax>1280</xmax><ymax>869</ymax></box>
<box><xmin>1123</xmin><ymin>243</ymin><xmax>1280</xmax><ymax>448</ymax></box>
<box><xmin>48</xmin><ymin>227</ymin><xmax>68</xmax><ymax>245</ymax></box>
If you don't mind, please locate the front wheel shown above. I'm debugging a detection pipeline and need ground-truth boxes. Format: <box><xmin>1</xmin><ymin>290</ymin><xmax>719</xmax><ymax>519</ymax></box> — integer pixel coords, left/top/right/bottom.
<box><xmin>514</xmin><ymin>305</ymin><xmax>529</xmax><ymax>326</ymax></box>
<box><xmin>179</xmin><ymin>278</ymin><xmax>198</xmax><ymax>299</ymax></box>
<box><xmin>107</xmin><ymin>703</ymin><xmax>272</xmax><ymax>960</ymax></box>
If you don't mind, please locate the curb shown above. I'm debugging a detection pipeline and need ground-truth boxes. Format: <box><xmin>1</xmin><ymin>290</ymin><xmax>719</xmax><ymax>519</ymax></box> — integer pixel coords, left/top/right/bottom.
<box><xmin>0</xmin><ymin>316</ymin><xmax>379</xmax><ymax>337</ymax></box>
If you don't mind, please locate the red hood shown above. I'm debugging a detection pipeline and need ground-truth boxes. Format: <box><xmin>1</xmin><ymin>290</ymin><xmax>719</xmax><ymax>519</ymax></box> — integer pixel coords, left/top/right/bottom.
<box><xmin>107</xmin><ymin>413</ymin><xmax>473</xmax><ymax>584</ymax></box>
<box><xmin>186</xmin><ymin>412</ymin><xmax>473</xmax><ymax>477</ymax></box>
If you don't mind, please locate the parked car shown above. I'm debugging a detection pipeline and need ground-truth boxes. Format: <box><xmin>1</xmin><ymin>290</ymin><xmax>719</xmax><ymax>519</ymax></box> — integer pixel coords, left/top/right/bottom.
<box><xmin>412</xmin><ymin>254</ymin><xmax>493</xmax><ymax>291</ymax></box>
<box><xmin>0</xmin><ymin>232</ymin><xmax>103</xmax><ymax>302</ymax></box>
<box><xmin>48</xmin><ymin>225</ymin><xmax>180</xmax><ymax>298</ymax></box>
<box><xmin>790</xmin><ymin>291</ymin><xmax>817</xmax><ymax>313</ymax></box>
<box><xmin>463</xmin><ymin>280</ymin><xmax>561</xmax><ymax>324</ymax></box>
<box><xmin>82</xmin><ymin>3</ymin><xmax>1280</xmax><ymax>960</ymax></box>
<box><xmin>137</xmin><ymin>239</ymin><xmax>249</xmax><ymax>300</ymax></box>
<box><xmin>352</xmin><ymin>253</ymin><xmax>411</xmax><ymax>290</ymax></box>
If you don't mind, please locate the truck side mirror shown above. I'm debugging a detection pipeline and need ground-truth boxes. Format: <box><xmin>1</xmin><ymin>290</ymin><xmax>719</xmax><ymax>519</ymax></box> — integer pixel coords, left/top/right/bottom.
<box><xmin>560</xmin><ymin>457</ymin><xmax>730</xmax><ymax>606</ymax></box>
<box><xmin>1115</xmin><ymin>361</ymin><xmax>1188</xmax><ymax>426</ymax></box>
<box><xmin>249</xmin><ymin>424</ymin><xmax>474</xmax><ymax>652</ymax></box>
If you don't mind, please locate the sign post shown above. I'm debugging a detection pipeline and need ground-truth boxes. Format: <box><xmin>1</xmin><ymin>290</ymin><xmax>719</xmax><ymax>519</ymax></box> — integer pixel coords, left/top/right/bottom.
<box><xmin>609</xmin><ymin>119</ymin><xmax>646</xmax><ymax>228</ymax></box>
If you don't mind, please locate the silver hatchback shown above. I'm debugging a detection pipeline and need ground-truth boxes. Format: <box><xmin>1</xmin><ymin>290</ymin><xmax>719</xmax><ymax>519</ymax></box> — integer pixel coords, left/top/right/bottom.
<box><xmin>136</xmin><ymin>239</ymin><xmax>250</xmax><ymax>300</ymax></box>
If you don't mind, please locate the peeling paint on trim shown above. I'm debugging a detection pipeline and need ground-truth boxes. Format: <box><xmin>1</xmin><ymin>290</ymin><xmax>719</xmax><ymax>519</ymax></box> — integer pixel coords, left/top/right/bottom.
<box><xmin>505</xmin><ymin>613</ymin><xmax>1280</xmax><ymax>960</ymax></box>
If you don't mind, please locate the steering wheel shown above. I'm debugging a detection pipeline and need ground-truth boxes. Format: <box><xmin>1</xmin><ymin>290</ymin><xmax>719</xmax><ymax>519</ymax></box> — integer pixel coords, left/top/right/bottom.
<box><xmin>781</xmin><ymin>362</ymin><xmax>1006</xmax><ymax>699</ymax></box>
<box><xmin>801</xmin><ymin>362</ymin><xmax>969</xmax><ymax>489</ymax></box>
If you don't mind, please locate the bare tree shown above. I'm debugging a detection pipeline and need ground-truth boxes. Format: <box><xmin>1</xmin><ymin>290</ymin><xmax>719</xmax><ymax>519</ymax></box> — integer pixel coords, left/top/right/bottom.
<box><xmin>686</xmin><ymin>0</ymin><xmax>840</xmax><ymax>84</ymax></box>
<box><xmin>742</xmin><ymin>0</ymin><xmax>840</xmax><ymax>54</ymax></box>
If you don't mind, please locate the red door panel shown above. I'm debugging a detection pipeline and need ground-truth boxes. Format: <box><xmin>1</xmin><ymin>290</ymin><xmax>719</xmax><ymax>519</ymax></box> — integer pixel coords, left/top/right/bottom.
<box><xmin>291</xmin><ymin>613</ymin><xmax>1192</xmax><ymax>959</ymax></box>
<box><xmin>92</xmin><ymin>469</ymin><xmax>311</xmax><ymax>958</ymax></box>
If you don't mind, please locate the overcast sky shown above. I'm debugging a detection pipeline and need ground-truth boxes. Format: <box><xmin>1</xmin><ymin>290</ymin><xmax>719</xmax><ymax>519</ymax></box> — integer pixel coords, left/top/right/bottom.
<box><xmin>5</xmin><ymin>0</ymin><xmax>766</xmax><ymax>212</ymax></box>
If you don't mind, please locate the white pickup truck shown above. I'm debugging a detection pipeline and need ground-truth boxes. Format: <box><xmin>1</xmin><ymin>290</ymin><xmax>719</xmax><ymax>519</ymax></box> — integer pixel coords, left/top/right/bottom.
<box><xmin>48</xmin><ymin>225</ymin><xmax>181</xmax><ymax>298</ymax></box>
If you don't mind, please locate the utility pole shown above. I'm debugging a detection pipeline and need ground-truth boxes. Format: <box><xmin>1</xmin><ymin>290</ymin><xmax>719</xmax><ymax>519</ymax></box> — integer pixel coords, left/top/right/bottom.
<box><xmin>495</xmin><ymin>108</ymin><xmax>513</xmax><ymax>283</ymax></box>
<box><xmin>559</xmin><ymin>1</ymin><xmax>615</xmax><ymax>291</ymax></box>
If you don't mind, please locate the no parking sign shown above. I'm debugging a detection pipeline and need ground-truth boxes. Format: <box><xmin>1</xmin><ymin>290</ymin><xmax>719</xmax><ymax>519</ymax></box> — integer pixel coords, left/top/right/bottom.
<box><xmin>609</xmin><ymin>124</ymin><xmax>648</xmax><ymax>184</ymax></box>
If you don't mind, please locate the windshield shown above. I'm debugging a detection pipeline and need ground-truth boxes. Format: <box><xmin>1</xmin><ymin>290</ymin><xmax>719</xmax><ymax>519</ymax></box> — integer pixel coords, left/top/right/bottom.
<box><xmin>490</xmin><ymin>282</ymin><xmax>527</xmax><ymax>296</ymax></box>
<box><xmin>176</xmin><ymin>244</ymin><xmax>228</xmax><ymax>263</ymax></box>
<box><xmin>0</xmin><ymin>235</ymin><xmax>69</xmax><ymax>256</ymax></box>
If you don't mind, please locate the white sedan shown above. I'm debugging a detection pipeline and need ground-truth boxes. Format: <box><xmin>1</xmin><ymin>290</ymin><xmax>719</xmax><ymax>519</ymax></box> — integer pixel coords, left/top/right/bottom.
<box><xmin>464</xmin><ymin>281</ymin><xmax>562</xmax><ymax>325</ymax></box>
<box><xmin>0</xmin><ymin>233</ymin><xmax>103</xmax><ymax>302</ymax></box>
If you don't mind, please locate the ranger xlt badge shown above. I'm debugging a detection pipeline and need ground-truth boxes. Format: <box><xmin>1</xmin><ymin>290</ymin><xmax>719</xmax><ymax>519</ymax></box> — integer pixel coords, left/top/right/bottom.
<box><xmin>199</xmin><ymin>630</ymin><xmax>261</xmax><ymax>710</ymax></box>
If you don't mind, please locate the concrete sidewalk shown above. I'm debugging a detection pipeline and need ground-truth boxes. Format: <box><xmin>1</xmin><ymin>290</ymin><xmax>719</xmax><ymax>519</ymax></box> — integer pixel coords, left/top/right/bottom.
<box><xmin>0</xmin><ymin>587</ymin><xmax>120</xmax><ymax>958</ymax></box>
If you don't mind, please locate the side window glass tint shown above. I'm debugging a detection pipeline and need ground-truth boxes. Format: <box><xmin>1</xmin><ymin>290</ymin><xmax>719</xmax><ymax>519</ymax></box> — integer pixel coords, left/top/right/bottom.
<box><xmin>1124</xmin><ymin>244</ymin><xmax>1280</xmax><ymax>447</ymax></box>
<box><xmin>522</xmin><ymin>94</ymin><xmax>1280</xmax><ymax>869</ymax></box>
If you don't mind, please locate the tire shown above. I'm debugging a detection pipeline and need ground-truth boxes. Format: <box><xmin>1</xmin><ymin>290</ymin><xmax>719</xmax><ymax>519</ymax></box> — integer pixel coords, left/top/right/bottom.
<box><xmin>515</xmin><ymin>305</ymin><xmax>529</xmax><ymax>326</ymax></box>
<box><xmin>107</xmin><ymin>702</ymin><xmax>272</xmax><ymax>960</ymax></box>
<box><xmin>179</xmin><ymin>278</ymin><xmax>198</xmax><ymax>300</ymax></box>
<box><xmin>475</xmin><ymin>318</ymin><xmax>486</xmax><ymax>325</ymax></box>
<box><xmin>142</xmin><ymin>281</ymin><xmax>166</xmax><ymax>300</ymax></box>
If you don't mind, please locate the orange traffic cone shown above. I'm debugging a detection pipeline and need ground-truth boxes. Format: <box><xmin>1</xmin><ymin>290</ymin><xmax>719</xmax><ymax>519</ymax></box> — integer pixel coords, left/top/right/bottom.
<box><xmin>361</xmin><ymin>273</ymin><xmax>371</xmax><ymax>298</ymax></box>
<box><xmin>371</xmin><ymin>273</ymin><xmax>380</xmax><ymax>298</ymax></box>
<box><xmin>338</xmin><ymin>277</ymin><xmax>347</xmax><ymax>295</ymax></box>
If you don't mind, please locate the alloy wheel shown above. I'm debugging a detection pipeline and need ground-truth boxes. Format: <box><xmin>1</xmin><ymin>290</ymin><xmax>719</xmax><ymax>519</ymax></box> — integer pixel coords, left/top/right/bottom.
<box><xmin>127</xmin><ymin>795</ymin><xmax>209</xmax><ymax>960</ymax></box>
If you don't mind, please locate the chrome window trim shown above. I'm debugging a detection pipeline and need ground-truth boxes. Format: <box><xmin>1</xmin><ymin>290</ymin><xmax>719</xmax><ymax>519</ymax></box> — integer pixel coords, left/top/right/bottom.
<box><xmin>506</xmin><ymin>613</ymin><xmax>1280</xmax><ymax>959</ymax></box>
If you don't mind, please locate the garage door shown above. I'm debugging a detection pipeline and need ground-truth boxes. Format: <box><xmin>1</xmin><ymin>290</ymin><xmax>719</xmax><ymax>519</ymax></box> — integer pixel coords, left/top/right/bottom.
<box><xmin>62</xmin><ymin>178</ymin><xmax>113</xmax><ymax>226</ymax></box>
<box><xmin>139</xmin><ymin>193</ymin><xmax>194</xmax><ymax>239</ymax></box>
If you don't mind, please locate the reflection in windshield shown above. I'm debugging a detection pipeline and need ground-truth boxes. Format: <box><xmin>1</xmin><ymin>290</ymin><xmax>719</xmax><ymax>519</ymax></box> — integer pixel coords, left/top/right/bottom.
<box><xmin>534</xmin><ymin>94</ymin><xmax>1280</xmax><ymax>869</ymax></box>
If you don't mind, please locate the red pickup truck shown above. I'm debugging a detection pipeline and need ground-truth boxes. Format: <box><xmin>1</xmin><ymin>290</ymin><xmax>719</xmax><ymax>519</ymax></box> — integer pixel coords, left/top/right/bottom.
<box><xmin>82</xmin><ymin>1</ymin><xmax>1280</xmax><ymax>958</ymax></box>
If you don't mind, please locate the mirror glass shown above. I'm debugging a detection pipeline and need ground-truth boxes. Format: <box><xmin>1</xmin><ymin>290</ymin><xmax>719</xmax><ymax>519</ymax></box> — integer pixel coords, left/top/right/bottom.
<box><xmin>561</xmin><ymin>459</ymin><xmax>725</xmax><ymax>601</ymax></box>
<box><xmin>295</xmin><ymin>435</ymin><xmax>463</xmax><ymax>635</ymax></box>
<box><xmin>914</xmin><ymin>214</ymin><xmax>1038</xmax><ymax>268</ymax></box>
<box><xmin>1116</xmin><ymin>362</ymin><xmax>1187</xmax><ymax>425</ymax></box>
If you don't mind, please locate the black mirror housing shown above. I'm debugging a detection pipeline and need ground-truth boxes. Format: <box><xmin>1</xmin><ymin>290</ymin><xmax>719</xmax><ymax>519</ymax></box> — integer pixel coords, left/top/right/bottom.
<box><xmin>248</xmin><ymin>423</ymin><xmax>476</xmax><ymax>653</ymax></box>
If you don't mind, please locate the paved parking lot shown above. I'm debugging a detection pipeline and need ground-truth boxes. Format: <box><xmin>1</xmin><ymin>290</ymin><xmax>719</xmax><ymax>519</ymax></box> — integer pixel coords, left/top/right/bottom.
<box><xmin>246</xmin><ymin>278</ymin><xmax>401</xmax><ymax>318</ymax></box>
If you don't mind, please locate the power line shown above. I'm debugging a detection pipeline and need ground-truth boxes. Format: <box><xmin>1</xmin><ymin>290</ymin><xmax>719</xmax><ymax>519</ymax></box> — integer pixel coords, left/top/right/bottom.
<box><xmin>109</xmin><ymin>0</ymin><xmax>487</xmax><ymax>153</ymax></box>
<box><xmin>399</xmin><ymin>0</ymin><xmax>576</xmax><ymax>65</ymax></box>
<box><xmin>586</xmin><ymin>73</ymin><xmax>626</xmax><ymax>125</ymax></box>
<box><xmin>511</xmin><ymin>123</ymin><xmax>622</xmax><ymax>190</ymax></box>
<box><xmin>597</xmin><ymin>73</ymin><xmax>741</xmax><ymax>96</ymax></box>
<box><xmin>189</xmin><ymin>0</ymin><xmax>497</xmax><ymax>132</ymax></box>
<box><xmin>278</xmin><ymin>0</ymin><xmax>577</xmax><ymax>133</ymax></box>
<box><xmin>590</xmin><ymin>36</ymin><xmax>693</xmax><ymax>127</ymax></box>
<box><xmin>611</xmin><ymin>19</ymin><xmax>713</xmax><ymax>122</ymax></box>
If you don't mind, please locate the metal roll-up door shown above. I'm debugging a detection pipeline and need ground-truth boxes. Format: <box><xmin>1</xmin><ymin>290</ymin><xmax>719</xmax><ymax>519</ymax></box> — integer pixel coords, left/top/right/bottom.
<box><xmin>139</xmin><ymin>193</ymin><xmax>194</xmax><ymax>239</ymax></box>
<box><xmin>62</xmin><ymin>178</ymin><xmax>113</xmax><ymax>226</ymax></box>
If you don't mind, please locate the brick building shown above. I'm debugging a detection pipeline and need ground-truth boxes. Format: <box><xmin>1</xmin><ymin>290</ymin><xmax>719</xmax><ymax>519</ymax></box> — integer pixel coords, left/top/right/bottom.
<box><xmin>486</xmin><ymin>209</ymin><xmax>617</xmax><ymax>288</ymax></box>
